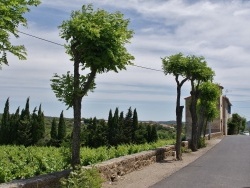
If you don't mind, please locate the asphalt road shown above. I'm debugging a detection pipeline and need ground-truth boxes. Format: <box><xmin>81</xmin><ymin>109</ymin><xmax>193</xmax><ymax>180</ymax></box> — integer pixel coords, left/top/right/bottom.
<box><xmin>150</xmin><ymin>135</ymin><xmax>250</xmax><ymax>188</ymax></box>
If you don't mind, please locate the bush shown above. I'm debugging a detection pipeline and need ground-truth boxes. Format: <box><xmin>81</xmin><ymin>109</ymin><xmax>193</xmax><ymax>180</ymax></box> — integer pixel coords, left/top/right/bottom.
<box><xmin>198</xmin><ymin>137</ymin><xmax>206</xmax><ymax>148</ymax></box>
<box><xmin>60</xmin><ymin>166</ymin><xmax>103</xmax><ymax>188</ymax></box>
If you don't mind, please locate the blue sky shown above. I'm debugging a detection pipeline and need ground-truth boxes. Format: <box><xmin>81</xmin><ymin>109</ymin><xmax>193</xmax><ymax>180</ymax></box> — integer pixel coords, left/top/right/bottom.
<box><xmin>1</xmin><ymin>0</ymin><xmax>250</xmax><ymax>121</ymax></box>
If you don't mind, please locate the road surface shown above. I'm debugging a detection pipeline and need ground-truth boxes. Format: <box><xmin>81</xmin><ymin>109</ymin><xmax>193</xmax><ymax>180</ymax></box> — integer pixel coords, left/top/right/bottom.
<box><xmin>150</xmin><ymin>135</ymin><xmax>250</xmax><ymax>188</ymax></box>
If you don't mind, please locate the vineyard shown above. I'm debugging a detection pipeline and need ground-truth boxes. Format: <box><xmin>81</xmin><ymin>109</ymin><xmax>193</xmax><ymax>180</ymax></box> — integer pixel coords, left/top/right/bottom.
<box><xmin>0</xmin><ymin>139</ymin><xmax>174</xmax><ymax>183</ymax></box>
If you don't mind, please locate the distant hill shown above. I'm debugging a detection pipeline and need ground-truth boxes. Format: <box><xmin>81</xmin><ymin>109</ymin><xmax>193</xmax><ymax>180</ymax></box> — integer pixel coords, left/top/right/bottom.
<box><xmin>157</xmin><ymin>121</ymin><xmax>176</xmax><ymax>125</ymax></box>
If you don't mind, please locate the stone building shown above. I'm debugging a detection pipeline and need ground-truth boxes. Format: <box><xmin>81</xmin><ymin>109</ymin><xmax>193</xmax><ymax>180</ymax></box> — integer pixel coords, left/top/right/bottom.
<box><xmin>185</xmin><ymin>86</ymin><xmax>232</xmax><ymax>140</ymax></box>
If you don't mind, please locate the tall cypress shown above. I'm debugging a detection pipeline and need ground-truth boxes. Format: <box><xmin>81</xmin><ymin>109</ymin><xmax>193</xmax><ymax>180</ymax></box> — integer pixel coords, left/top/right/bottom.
<box><xmin>117</xmin><ymin>111</ymin><xmax>124</xmax><ymax>144</ymax></box>
<box><xmin>132</xmin><ymin>108</ymin><xmax>138</xmax><ymax>142</ymax></box>
<box><xmin>0</xmin><ymin>98</ymin><xmax>10</xmax><ymax>144</ymax></box>
<box><xmin>111</xmin><ymin>108</ymin><xmax>119</xmax><ymax>145</ymax></box>
<box><xmin>9</xmin><ymin>107</ymin><xmax>20</xmax><ymax>144</ymax></box>
<box><xmin>151</xmin><ymin>125</ymin><xmax>158</xmax><ymax>142</ymax></box>
<box><xmin>17</xmin><ymin>98</ymin><xmax>32</xmax><ymax>146</ymax></box>
<box><xmin>124</xmin><ymin>107</ymin><xmax>133</xmax><ymax>144</ymax></box>
<box><xmin>37</xmin><ymin>104</ymin><xmax>45</xmax><ymax>141</ymax></box>
<box><xmin>58</xmin><ymin>111</ymin><xmax>66</xmax><ymax>142</ymax></box>
<box><xmin>107</xmin><ymin>109</ymin><xmax>113</xmax><ymax>145</ymax></box>
<box><xmin>31</xmin><ymin>107</ymin><xmax>38</xmax><ymax>144</ymax></box>
<box><xmin>50</xmin><ymin>118</ymin><xmax>58</xmax><ymax>140</ymax></box>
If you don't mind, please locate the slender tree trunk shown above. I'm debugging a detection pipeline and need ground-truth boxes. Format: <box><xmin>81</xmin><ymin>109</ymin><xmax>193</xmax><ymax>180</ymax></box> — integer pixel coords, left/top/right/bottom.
<box><xmin>197</xmin><ymin>106</ymin><xmax>205</xmax><ymax>138</ymax></box>
<box><xmin>190</xmin><ymin>82</ymin><xmax>199</xmax><ymax>152</ymax></box>
<box><xmin>71</xmin><ymin>58</ymin><xmax>82</xmax><ymax>168</ymax></box>
<box><xmin>174</xmin><ymin>77</ymin><xmax>188</xmax><ymax>160</ymax></box>
<box><xmin>72</xmin><ymin>96</ymin><xmax>82</xmax><ymax>168</ymax></box>
<box><xmin>176</xmin><ymin>84</ymin><xmax>183</xmax><ymax>160</ymax></box>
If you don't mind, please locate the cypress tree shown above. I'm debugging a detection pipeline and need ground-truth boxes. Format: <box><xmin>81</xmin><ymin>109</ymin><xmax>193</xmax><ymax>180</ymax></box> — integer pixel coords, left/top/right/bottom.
<box><xmin>132</xmin><ymin>108</ymin><xmax>138</xmax><ymax>142</ymax></box>
<box><xmin>37</xmin><ymin>104</ymin><xmax>45</xmax><ymax>141</ymax></box>
<box><xmin>146</xmin><ymin>124</ymin><xmax>152</xmax><ymax>142</ymax></box>
<box><xmin>107</xmin><ymin>109</ymin><xmax>113</xmax><ymax>145</ymax></box>
<box><xmin>151</xmin><ymin>125</ymin><xmax>158</xmax><ymax>142</ymax></box>
<box><xmin>9</xmin><ymin>107</ymin><xmax>20</xmax><ymax>144</ymax></box>
<box><xmin>124</xmin><ymin>107</ymin><xmax>133</xmax><ymax>144</ymax></box>
<box><xmin>0</xmin><ymin>98</ymin><xmax>10</xmax><ymax>144</ymax></box>
<box><xmin>17</xmin><ymin>98</ymin><xmax>32</xmax><ymax>146</ymax></box>
<box><xmin>117</xmin><ymin>111</ymin><xmax>124</xmax><ymax>145</ymax></box>
<box><xmin>31</xmin><ymin>107</ymin><xmax>38</xmax><ymax>144</ymax></box>
<box><xmin>111</xmin><ymin>107</ymin><xmax>119</xmax><ymax>145</ymax></box>
<box><xmin>50</xmin><ymin>118</ymin><xmax>58</xmax><ymax>140</ymax></box>
<box><xmin>58</xmin><ymin>111</ymin><xmax>66</xmax><ymax>142</ymax></box>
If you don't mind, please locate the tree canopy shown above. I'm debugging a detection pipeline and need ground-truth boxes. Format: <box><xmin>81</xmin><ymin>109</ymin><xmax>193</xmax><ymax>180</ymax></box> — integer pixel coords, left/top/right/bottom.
<box><xmin>0</xmin><ymin>0</ymin><xmax>40</xmax><ymax>67</ymax></box>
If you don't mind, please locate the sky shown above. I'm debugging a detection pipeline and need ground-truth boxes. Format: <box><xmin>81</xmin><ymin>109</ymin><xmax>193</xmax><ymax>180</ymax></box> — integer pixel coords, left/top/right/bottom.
<box><xmin>1</xmin><ymin>0</ymin><xmax>250</xmax><ymax>121</ymax></box>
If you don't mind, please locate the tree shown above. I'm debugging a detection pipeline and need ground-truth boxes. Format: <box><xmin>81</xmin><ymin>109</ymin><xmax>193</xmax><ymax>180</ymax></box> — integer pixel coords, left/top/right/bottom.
<box><xmin>124</xmin><ymin>107</ymin><xmax>133</xmax><ymax>144</ymax></box>
<box><xmin>17</xmin><ymin>97</ymin><xmax>32</xmax><ymax>146</ymax></box>
<box><xmin>9</xmin><ymin>107</ymin><xmax>20</xmax><ymax>144</ymax></box>
<box><xmin>0</xmin><ymin>0</ymin><xmax>40</xmax><ymax>67</ymax></box>
<box><xmin>0</xmin><ymin>98</ymin><xmax>10</xmax><ymax>144</ymax></box>
<box><xmin>187</xmin><ymin>55</ymin><xmax>214</xmax><ymax>151</ymax></box>
<box><xmin>31</xmin><ymin>107</ymin><xmax>38</xmax><ymax>144</ymax></box>
<box><xmin>132</xmin><ymin>108</ymin><xmax>138</xmax><ymax>142</ymax></box>
<box><xmin>51</xmin><ymin>4</ymin><xmax>134</xmax><ymax>167</ymax></box>
<box><xmin>58</xmin><ymin>111</ymin><xmax>66</xmax><ymax>142</ymax></box>
<box><xmin>36</xmin><ymin>104</ymin><xmax>45</xmax><ymax>141</ymax></box>
<box><xmin>228</xmin><ymin>113</ymin><xmax>245</xmax><ymax>135</ymax></box>
<box><xmin>162</xmin><ymin>53</ymin><xmax>189</xmax><ymax>160</ymax></box>
<box><xmin>197</xmin><ymin>82</ymin><xmax>220</xmax><ymax>138</ymax></box>
<box><xmin>50</xmin><ymin>118</ymin><xmax>58</xmax><ymax>140</ymax></box>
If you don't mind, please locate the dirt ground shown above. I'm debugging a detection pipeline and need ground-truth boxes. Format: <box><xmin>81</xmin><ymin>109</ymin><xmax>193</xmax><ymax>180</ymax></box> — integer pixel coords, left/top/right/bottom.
<box><xmin>102</xmin><ymin>138</ymin><xmax>222</xmax><ymax>188</ymax></box>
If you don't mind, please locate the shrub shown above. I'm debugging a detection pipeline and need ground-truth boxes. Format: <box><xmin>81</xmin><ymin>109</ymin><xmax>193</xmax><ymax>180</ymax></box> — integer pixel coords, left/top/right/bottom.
<box><xmin>198</xmin><ymin>137</ymin><xmax>206</xmax><ymax>148</ymax></box>
<box><xmin>60</xmin><ymin>166</ymin><xmax>103</xmax><ymax>188</ymax></box>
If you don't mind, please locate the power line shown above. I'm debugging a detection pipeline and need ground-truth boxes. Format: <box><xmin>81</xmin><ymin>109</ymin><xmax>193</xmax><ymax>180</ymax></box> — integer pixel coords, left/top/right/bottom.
<box><xmin>131</xmin><ymin>64</ymin><xmax>162</xmax><ymax>72</ymax></box>
<box><xmin>18</xmin><ymin>30</ymin><xmax>163</xmax><ymax>72</ymax></box>
<box><xmin>18</xmin><ymin>31</ymin><xmax>64</xmax><ymax>47</ymax></box>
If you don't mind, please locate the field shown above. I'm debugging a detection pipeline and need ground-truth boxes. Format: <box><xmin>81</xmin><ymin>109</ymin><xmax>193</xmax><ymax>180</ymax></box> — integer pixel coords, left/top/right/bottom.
<box><xmin>0</xmin><ymin>139</ymin><xmax>175</xmax><ymax>183</ymax></box>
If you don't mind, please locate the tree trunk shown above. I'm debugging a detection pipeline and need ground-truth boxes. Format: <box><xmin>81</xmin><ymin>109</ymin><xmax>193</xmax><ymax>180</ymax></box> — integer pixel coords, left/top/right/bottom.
<box><xmin>71</xmin><ymin>57</ymin><xmax>82</xmax><ymax>168</ymax></box>
<box><xmin>189</xmin><ymin>82</ymin><xmax>199</xmax><ymax>152</ymax></box>
<box><xmin>197</xmin><ymin>106</ymin><xmax>205</xmax><ymax>138</ymax></box>
<box><xmin>72</xmin><ymin>96</ymin><xmax>82</xmax><ymax>168</ymax></box>
<box><xmin>176</xmin><ymin>85</ymin><xmax>183</xmax><ymax>160</ymax></box>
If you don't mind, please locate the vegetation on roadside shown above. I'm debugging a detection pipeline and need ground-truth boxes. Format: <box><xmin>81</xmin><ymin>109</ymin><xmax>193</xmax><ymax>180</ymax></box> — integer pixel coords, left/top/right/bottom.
<box><xmin>0</xmin><ymin>139</ymin><xmax>174</xmax><ymax>183</ymax></box>
<box><xmin>60</xmin><ymin>166</ymin><xmax>103</xmax><ymax>188</ymax></box>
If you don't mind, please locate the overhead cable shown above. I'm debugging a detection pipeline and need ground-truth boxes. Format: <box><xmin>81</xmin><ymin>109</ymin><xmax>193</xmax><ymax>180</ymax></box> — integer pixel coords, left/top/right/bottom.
<box><xmin>18</xmin><ymin>30</ymin><xmax>163</xmax><ymax>72</ymax></box>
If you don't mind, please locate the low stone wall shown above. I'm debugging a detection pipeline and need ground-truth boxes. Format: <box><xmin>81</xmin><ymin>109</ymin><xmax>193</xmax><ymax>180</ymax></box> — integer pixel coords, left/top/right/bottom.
<box><xmin>0</xmin><ymin>145</ymin><xmax>176</xmax><ymax>188</ymax></box>
<box><xmin>205</xmin><ymin>132</ymin><xmax>223</xmax><ymax>140</ymax></box>
<box><xmin>96</xmin><ymin>145</ymin><xmax>175</xmax><ymax>182</ymax></box>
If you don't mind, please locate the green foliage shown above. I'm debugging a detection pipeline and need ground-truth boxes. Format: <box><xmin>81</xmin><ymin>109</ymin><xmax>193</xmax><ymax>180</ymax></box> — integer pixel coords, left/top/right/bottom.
<box><xmin>0</xmin><ymin>139</ymin><xmax>174</xmax><ymax>183</ymax></box>
<box><xmin>0</xmin><ymin>145</ymin><xmax>69</xmax><ymax>183</ymax></box>
<box><xmin>228</xmin><ymin>113</ymin><xmax>246</xmax><ymax>135</ymax></box>
<box><xmin>198</xmin><ymin>137</ymin><xmax>206</xmax><ymax>149</ymax></box>
<box><xmin>17</xmin><ymin>98</ymin><xmax>32</xmax><ymax>146</ymax></box>
<box><xmin>0</xmin><ymin>0</ymin><xmax>40</xmax><ymax>66</ymax></box>
<box><xmin>58</xmin><ymin>111</ymin><xmax>66</xmax><ymax>141</ymax></box>
<box><xmin>60</xmin><ymin>166</ymin><xmax>103</xmax><ymax>188</ymax></box>
<box><xmin>50</xmin><ymin>4</ymin><xmax>134</xmax><ymax>108</ymax></box>
<box><xmin>0</xmin><ymin>98</ymin><xmax>10</xmax><ymax>144</ymax></box>
<box><xmin>50</xmin><ymin>118</ymin><xmax>57</xmax><ymax>140</ymax></box>
<box><xmin>197</xmin><ymin>82</ymin><xmax>221</xmax><ymax>136</ymax></box>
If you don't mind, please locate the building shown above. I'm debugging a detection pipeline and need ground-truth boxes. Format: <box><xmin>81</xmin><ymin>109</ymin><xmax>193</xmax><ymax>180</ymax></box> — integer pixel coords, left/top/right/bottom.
<box><xmin>185</xmin><ymin>86</ymin><xmax>232</xmax><ymax>140</ymax></box>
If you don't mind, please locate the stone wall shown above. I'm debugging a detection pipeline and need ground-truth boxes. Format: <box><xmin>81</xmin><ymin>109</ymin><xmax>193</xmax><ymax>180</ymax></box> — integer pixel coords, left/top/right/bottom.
<box><xmin>0</xmin><ymin>145</ymin><xmax>176</xmax><ymax>188</ymax></box>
